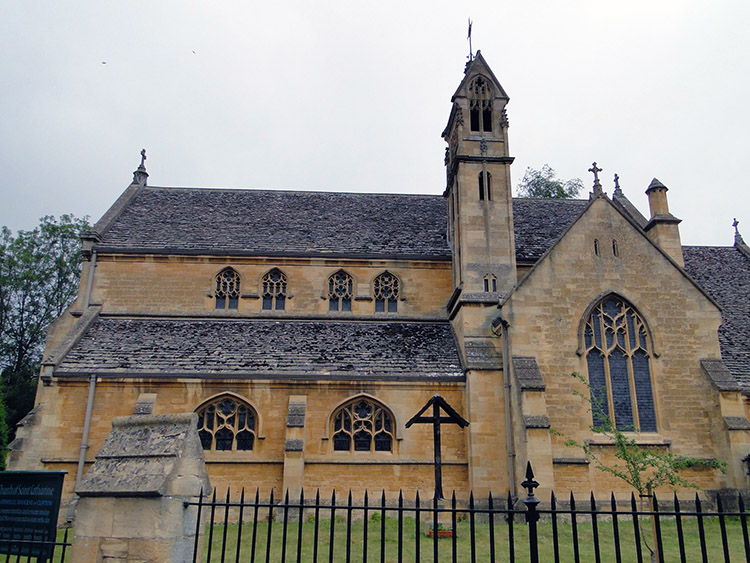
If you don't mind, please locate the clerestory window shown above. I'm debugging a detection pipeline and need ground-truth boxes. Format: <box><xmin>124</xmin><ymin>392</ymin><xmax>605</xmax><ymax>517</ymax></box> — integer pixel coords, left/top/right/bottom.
<box><xmin>469</xmin><ymin>76</ymin><xmax>493</xmax><ymax>133</ymax></box>
<box><xmin>215</xmin><ymin>268</ymin><xmax>240</xmax><ymax>310</ymax></box>
<box><xmin>328</xmin><ymin>270</ymin><xmax>353</xmax><ymax>312</ymax></box>
<box><xmin>373</xmin><ymin>272</ymin><xmax>399</xmax><ymax>313</ymax></box>
<box><xmin>196</xmin><ymin>396</ymin><xmax>256</xmax><ymax>451</ymax></box>
<box><xmin>332</xmin><ymin>398</ymin><xmax>395</xmax><ymax>452</ymax></box>
<box><xmin>262</xmin><ymin>268</ymin><xmax>287</xmax><ymax>310</ymax></box>
<box><xmin>583</xmin><ymin>296</ymin><xmax>657</xmax><ymax>432</ymax></box>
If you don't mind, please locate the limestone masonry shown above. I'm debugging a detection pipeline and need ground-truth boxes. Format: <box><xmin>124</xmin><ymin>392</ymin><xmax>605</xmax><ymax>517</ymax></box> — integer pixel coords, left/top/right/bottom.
<box><xmin>9</xmin><ymin>51</ymin><xmax>750</xmax><ymax>506</ymax></box>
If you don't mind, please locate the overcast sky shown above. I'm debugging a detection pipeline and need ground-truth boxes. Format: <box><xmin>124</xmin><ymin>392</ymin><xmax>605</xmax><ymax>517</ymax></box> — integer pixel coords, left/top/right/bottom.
<box><xmin>1</xmin><ymin>1</ymin><xmax>747</xmax><ymax>246</ymax></box>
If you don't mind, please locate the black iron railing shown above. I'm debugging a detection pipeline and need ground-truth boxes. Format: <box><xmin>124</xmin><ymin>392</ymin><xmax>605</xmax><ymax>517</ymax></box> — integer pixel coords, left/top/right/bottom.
<box><xmin>188</xmin><ymin>462</ymin><xmax>750</xmax><ymax>562</ymax></box>
<box><xmin>0</xmin><ymin>527</ymin><xmax>71</xmax><ymax>562</ymax></box>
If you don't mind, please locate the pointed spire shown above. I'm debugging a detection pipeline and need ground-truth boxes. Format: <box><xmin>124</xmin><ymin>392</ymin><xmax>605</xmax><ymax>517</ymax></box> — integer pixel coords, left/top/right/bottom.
<box><xmin>132</xmin><ymin>148</ymin><xmax>148</xmax><ymax>185</ymax></box>
<box><xmin>588</xmin><ymin>162</ymin><xmax>603</xmax><ymax>198</ymax></box>
<box><xmin>613</xmin><ymin>173</ymin><xmax>622</xmax><ymax>197</ymax></box>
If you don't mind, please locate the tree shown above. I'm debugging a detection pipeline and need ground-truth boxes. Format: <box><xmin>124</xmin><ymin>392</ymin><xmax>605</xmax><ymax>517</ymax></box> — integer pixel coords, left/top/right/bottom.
<box><xmin>0</xmin><ymin>215</ymin><xmax>89</xmax><ymax>443</ymax></box>
<box><xmin>561</xmin><ymin>372</ymin><xmax>726</xmax><ymax>561</ymax></box>
<box><xmin>517</xmin><ymin>164</ymin><xmax>583</xmax><ymax>198</ymax></box>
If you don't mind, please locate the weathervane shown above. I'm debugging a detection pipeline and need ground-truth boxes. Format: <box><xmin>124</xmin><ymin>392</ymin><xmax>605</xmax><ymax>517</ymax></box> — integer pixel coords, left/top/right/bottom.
<box><xmin>467</xmin><ymin>19</ymin><xmax>473</xmax><ymax>61</ymax></box>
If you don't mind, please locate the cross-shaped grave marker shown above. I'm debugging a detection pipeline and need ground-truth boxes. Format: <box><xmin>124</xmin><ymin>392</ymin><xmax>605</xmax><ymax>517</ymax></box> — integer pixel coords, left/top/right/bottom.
<box><xmin>406</xmin><ymin>394</ymin><xmax>469</xmax><ymax>500</ymax></box>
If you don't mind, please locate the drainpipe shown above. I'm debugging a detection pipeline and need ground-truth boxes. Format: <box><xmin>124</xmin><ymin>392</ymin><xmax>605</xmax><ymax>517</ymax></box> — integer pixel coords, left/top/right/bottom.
<box><xmin>82</xmin><ymin>250</ymin><xmax>97</xmax><ymax>309</ymax></box>
<box><xmin>499</xmin><ymin>318</ymin><xmax>517</xmax><ymax>498</ymax></box>
<box><xmin>75</xmin><ymin>373</ymin><xmax>97</xmax><ymax>490</ymax></box>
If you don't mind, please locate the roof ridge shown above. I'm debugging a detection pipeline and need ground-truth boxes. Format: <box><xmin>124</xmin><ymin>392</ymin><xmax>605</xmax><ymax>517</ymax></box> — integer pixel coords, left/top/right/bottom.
<box><xmin>143</xmin><ymin>186</ymin><xmax>445</xmax><ymax>198</ymax></box>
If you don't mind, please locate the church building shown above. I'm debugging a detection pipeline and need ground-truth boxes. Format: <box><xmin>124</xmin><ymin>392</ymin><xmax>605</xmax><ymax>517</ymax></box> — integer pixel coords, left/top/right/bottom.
<box><xmin>9</xmin><ymin>52</ymin><xmax>750</xmax><ymax>505</ymax></box>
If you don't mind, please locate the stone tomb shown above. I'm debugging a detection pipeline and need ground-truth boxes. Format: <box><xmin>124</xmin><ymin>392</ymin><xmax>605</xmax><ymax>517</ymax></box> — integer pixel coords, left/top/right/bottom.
<box><xmin>72</xmin><ymin>412</ymin><xmax>210</xmax><ymax>562</ymax></box>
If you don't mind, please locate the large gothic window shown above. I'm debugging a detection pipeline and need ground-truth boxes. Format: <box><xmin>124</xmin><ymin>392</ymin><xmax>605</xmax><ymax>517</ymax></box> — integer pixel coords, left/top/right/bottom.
<box><xmin>262</xmin><ymin>268</ymin><xmax>287</xmax><ymax>310</ymax></box>
<box><xmin>469</xmin><ymin>76</ymin><xmax>493</xmax><ymax>133</ymax></box>
<box><xmin>328</xmin><ymin>270</ymin><xmax>353</xmax><ymax>312</ymax></box>
<box><xmin>332</xmin><ymin>398</ymin><xmax>395</xmax><ymax>452</ymax></box>
<box><xmin>583</xmin><ymin>296</ymin><xmax>657</xmax><ymax>432</ymax></box>
<box><xmin>373</xmin><ymin>272</ymin><xmax>399</xmax><ymax>313</ymax></box>
<box><xmin>215</xmin><ymin>268</ymin><xmax>240</xmax><ymax>310</ymax></box>
<box><xmin>196</xmin><ymin>396</ymin><xmax>256</xmax><ymax>451</ymax></box>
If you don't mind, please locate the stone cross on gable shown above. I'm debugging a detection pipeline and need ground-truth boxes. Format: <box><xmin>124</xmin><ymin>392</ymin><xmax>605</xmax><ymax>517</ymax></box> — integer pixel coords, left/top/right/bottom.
<box><xmin>733</xmin><ymin>218</ymin><xmax>740</xmax><ymax>234</ymax></box>
<box><xmin>614</xmin><ymin>173</ymin><xmax>620</xmax><ymax>189</ymax></box>
<box><xmin>588</xmin><ymin>162</ymin><xmax>602</xmax><ymax>185</ymax></box>
<box><xmin>140</xmin><ymin>148</ymin><xmax>147</xmax><ymax>168</ymax></box>
<box><xmin>406</xmin><ymin>394</ymin><xmax>469</xmax><ymax>500</ymax></box>
<box><xmin>588</xmin><ymin>162</ymin><xmax>603</xmax><ymax>197</ymax></box>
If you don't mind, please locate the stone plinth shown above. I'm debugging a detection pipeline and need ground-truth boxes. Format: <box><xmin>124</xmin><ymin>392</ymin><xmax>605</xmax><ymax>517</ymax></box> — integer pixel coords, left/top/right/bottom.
<box><xmin>71</xmin><ymin>413</ymin><xmax>210</xmax><ymax>562</ymax></box>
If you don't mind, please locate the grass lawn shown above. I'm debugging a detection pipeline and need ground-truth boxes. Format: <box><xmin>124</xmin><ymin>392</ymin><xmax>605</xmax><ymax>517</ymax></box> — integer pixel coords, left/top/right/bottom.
<box><xmin>201</xmin><ymin>512</ymin><xmax>750</xmax><ymax>562</ymax></box>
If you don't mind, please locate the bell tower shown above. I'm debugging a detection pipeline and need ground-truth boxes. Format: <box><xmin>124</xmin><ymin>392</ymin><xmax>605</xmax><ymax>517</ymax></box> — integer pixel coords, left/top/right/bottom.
<box><xmin>443</xmin><ymin>52</ymin><xmax>517</xmax><ymax>497</ymax></box>
<box><xmin>443</xmin><ymin>51</ymin><xmax>516</xmax><ymax>302</ymax></box>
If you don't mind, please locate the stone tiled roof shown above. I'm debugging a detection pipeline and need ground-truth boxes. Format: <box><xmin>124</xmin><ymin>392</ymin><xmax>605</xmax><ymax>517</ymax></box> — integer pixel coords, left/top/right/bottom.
<box><xmin>94</xmin><ymin>185</ymin><xmax>598</xmax><ymax>262</ymax></box>
<box><xmin>54</xmin><ymin>317</ymin><xmax>464</xmax><ymax>381</ymax></box>
<box><xmin>512</xmin><ymin>198</ymin><xmax>589</xmax><ymax>262</ymax></box>
<box><xmin>683</xmin><ymin>246</ymin><xmax>750</xmax><ymax>388</ymax></box>
<box><xmin>96</xmin><ymin>188</ymin><xmax>452</xmax><ymax>259</ymax></box>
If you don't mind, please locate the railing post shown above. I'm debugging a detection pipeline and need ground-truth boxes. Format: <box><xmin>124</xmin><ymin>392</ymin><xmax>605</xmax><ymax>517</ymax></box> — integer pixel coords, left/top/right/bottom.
<box><xmin>522</xmin><ymin>461</ymin><xmax>540</xmax><ymax>563</ymax></box>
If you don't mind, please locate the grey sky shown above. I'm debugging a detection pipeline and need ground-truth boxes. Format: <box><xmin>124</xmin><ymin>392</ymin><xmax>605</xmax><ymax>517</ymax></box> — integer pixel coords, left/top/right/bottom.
<box><xmin>1</xmin><ymin>1</ymin><xmax>747</xmax><ymax>246</ymax></box>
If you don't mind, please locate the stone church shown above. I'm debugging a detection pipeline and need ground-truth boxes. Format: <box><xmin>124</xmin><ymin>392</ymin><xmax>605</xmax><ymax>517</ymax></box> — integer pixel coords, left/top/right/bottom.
<box><xmin>9</xmin><ymin>52</ymin><xmax>750</xmax><ymax>505</ymax></box>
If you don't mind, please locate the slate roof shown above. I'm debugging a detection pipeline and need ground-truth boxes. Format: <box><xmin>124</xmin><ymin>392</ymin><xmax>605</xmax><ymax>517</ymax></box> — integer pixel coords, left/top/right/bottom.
<box><xmin>512</xmin><ymin>198</ymin><xmax>588</xmax><ymax>262</ymax></box>
<box><xmin>96</xmin><ymin>188</ymin><xmax>451</xmax><ymax>259</ymax></box>
<box><xmin>683</xmin><ymin>245</ymin><xmax>750</xmax><ymax>388</ymax></box>
<box><xmin>94</xmin><ymin>185</ymin><xmax>597</xmax><ymax>262</ymax></box>
<box><xmin>54</xmin><ymin>317</ymin><xmax>464</xmax><ymax>381</ymax></box>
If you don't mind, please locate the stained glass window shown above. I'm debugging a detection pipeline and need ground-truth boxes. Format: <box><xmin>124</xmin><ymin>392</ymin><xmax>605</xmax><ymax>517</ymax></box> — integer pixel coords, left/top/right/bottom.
<box><xmin>583</xmin><ymin>296</ymin><xmax>656</xmax><ymax>432</ymax></box>
<box><xmin>262</xmin><ymin>268</ymin><xmax>287</xmax><ymax>310</ymax></box>
<box><xmin>328</xmin><ymin>271</ymin><xmax>353</xmax><ymax>312</ymax></box>
<box><xmin>332</xmin><ymin>398</ymin><xmax>394</xmax><ymax>452</ymax></box>
<box><xmin>215</xmin><ymin>268</ymin><xmax>240</xmax><ymax>310</ymax></box>
<box><xmin>373</xmin><ymin>272</ymin><xmax>399</xmax><ymax>313</ymax></box>
<box><xmin>196</xmin><ymin>396</ymin><xmax>256</xmax><ymax>451</ymax></box>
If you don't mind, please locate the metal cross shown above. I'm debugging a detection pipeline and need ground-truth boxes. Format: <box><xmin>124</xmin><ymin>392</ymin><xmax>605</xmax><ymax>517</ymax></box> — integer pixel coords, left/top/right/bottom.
<box><xmin>588</xmin><ymin>162</ymin><xmax>602</xmax><ymax>185</ymax></box>
<box><xmin>406</xmin><ymin>394</ymin><xmax>469</xmax><ymax>500</ymax></box>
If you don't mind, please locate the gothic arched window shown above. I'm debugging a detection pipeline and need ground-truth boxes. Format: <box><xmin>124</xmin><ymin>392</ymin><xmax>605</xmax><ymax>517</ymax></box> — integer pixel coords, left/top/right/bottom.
<box><xmin>468</xmin><ymin>76</ymin><xmax>493</xmax><ymax>133</ymax></box>
<box><xmin>196</xmin><ymin>396</ymin><xmax>256</xmax><ymax>451</ymax></box>
<box><xmin>328</xmin><ymin>270</ymin><xmax>353</xmax><ymax>312</ymax></box>
<box><xmin>479</xmin><ymin>171</ymin><xmax>492</xmax><ymax>201</ymax></box>
<box><xmin>332</xmin><ymin>398</ymin><xmax>395</xmax><ymax>452</ymax></box>
<box><xmin>583</xmin><ymin>296</ymin><xmax>657</xmax><ymax>432</ymax></box>
<box><xmin>262</xmin><ymin>268</ymin><xmax>287</xmax><ymax>310</ymax></box>
<box><xmin>215</xmin><ymin>268</ymin><xmax>240</xmax><ymax>310</ymax></box>
<box><xmin>373</xmin><ymin>272</ymin><xmax>400</xmax><ymax>313</ymax></box>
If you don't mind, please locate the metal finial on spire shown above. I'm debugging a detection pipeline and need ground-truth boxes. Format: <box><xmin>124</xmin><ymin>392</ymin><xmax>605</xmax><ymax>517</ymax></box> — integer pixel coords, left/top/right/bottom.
<box><xmin>132</xmin><ymin>148</ymin><xmax>149</xmax><ymax>185</ymax></box>
<box><xmin>467</xmin><ymin>19</ymin><xmax>473</xmax><ymax>61</ymax></box>
<box><xmin>588</xmin><ymin>162</ymin><xmax>603</xmax><ymax>197</ymax></box>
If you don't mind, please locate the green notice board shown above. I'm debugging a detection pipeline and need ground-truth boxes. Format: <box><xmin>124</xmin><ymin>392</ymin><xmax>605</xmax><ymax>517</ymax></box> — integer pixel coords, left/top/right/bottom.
<box><xmin>0</xmin><ymin>471</ymin><xmax>66</xmax><ymax>559</ymax></box>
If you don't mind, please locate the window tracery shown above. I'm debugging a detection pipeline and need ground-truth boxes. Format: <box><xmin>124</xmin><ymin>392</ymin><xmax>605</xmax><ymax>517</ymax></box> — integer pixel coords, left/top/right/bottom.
<box><xmin>468</xmin><ymin>76</ymin><xmax>493</xmax><ymax>133</ymax></box>
<box><xmin>262</xmin><ymin>268</ymin><xmax>287</xmax><ymax>310</ymax></box>
<box><xmin>196</xmin><ymin>396</ymin><xmax>256</xmax><ymax>451</ymax></box>
<box><xmin>328</xmin><ymin>270</ymin><xmax>353</xmax><ymax>312</ymax></box>
<box><xmin>583</xmin><ymin>296</ymin><xmax>656</xmax><ymax>432</ymax></box>
<box><xmin>332</xmin><ymin>398</ymin><xmax>394</xmax><ymax>452</ymax></box>
<box><xmin>373</xmin><ymin>272</ymin><xmax>399</xmax><ymax>313</ymax></box>
<box><xmin>215</xmin><ymin>268</ymin><xmax>240</xmax><ymax>310</ymax></box>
